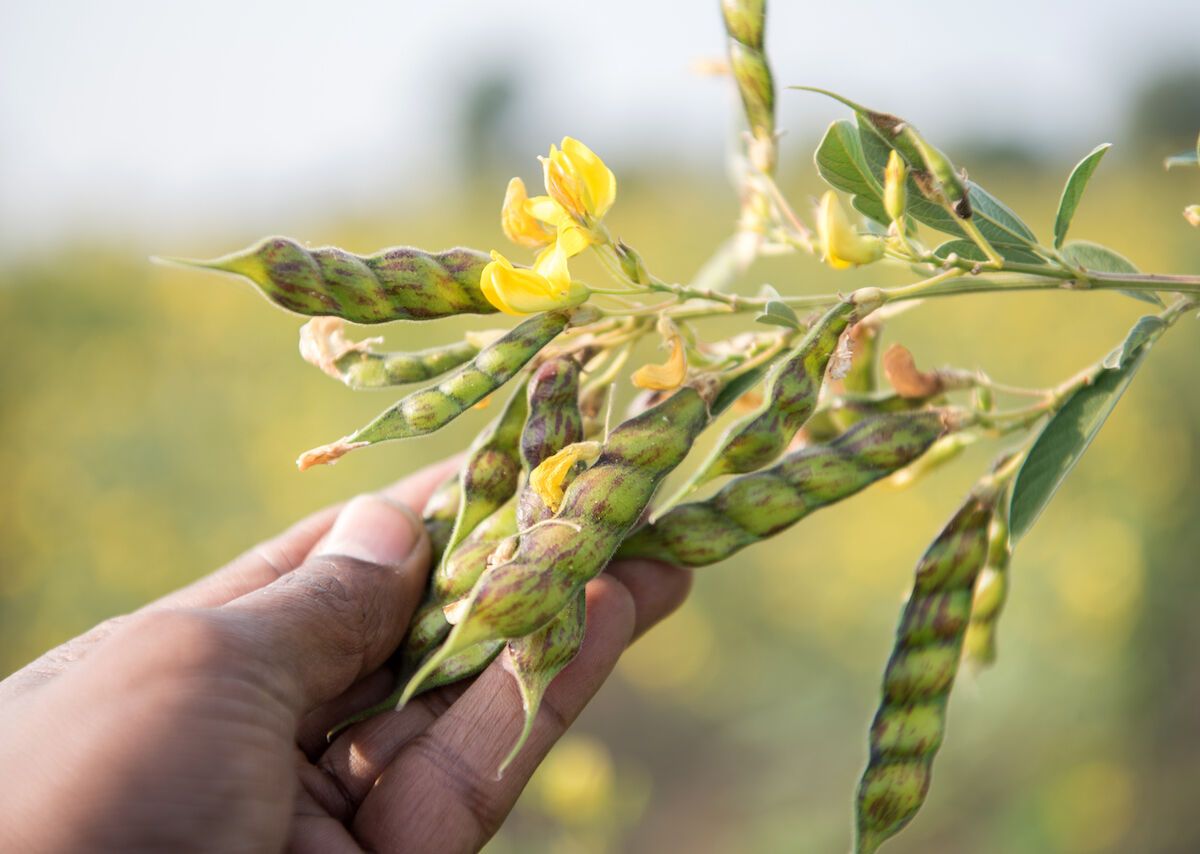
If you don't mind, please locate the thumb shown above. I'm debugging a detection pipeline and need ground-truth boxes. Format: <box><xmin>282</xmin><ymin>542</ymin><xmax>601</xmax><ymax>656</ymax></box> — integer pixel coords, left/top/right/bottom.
<box><xmin>221</xmin><ymin>494</ymin><xmax>430</xmax><ymax>714</ymax></box>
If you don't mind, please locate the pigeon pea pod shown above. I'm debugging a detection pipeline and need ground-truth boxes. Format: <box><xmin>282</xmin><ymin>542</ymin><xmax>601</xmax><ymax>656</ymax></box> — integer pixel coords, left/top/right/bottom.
<box><xmin>171</xmin><ymin>236</ymin><xmax>496</xmax><ymax>322</ymax></box>
<box><xmin>498</xmin><ymin>590</ymin><xmax>587</xmax><ymax>776</ymax></box>
<box><xmin>297</xmin><ymin>310</ymin><xmax>573</xmax><ymax>470</ymax></box>
<box><xmin>433</xmin><ymin>499</ymin><xmax>518</xmax><ymax>604</ymax></box>
<box><xmin>299</xmin><ymin>317</ymin><xmax>484</xmax><ymax>389</ymax></box>
<box><xmin>440</xmin><ymin>384</ymin><xmax>529</xmax><ymax>564</ymax></box>
<box><xmin>618</xmin><ymin>410</ymin><xmax>950</xmax><ymax>567</ymax></box>
<box><xmin>422</xmin><ymin>473</ymin><xmax>462</xmax><ymax>566</ymax></box>
<box><xmin>692</xmin><ymin>291</ymin><xmax>884</xmax><ymax>487</ymax></box>
<box><xmin>963</xmin><ymin>505</ymin><xmax>1012</xmax><ymax>668</ymax></box>
<box><xmin>855</xmin><ymin>483</ymin><xmax>1001</xmax><ymax>854</ymax></box>
<box><xmin>517</xmin><ymin>357</ymin><xmax>584</xmax><ymax>529</ymax></box>
<box><xmin>399</xmin><ymin>386</ymin><xmax>712</xmax><ymax>703</ymax></box>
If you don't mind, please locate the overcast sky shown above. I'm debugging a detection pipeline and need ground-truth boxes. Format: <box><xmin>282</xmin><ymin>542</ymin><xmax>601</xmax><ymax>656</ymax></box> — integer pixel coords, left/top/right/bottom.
<box><xmin>2</xmin><ymin>1</ymin><xmax>1197</xmax><ymax>252</ymax></box>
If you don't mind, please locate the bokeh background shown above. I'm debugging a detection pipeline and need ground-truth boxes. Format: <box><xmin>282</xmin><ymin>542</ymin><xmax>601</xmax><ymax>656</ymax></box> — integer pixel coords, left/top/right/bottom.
<box><xmin>4</xmin><ymin>2</ymin><xmax>1200</xmax><ymax>852</ymax></box>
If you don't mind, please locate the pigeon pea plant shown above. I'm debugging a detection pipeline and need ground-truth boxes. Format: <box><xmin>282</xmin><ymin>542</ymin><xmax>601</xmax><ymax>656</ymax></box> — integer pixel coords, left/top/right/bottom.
<box><xmin>166</xmin><ymin>0</ymin><xmax>1200</xmax><ymax>850</ymax></box>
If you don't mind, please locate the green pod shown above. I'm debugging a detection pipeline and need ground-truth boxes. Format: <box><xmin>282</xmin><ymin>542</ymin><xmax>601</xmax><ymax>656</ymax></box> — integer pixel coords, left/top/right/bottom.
<box><xmin>856</xmin><ymin>487</ymin><xmax>998</xmax><ymax>854</ymax></box>
<box><xmin>433</xmin><ymin>499</ymin><xmax>518</xmax><ymax>604</ymax></box>
<box><xmin>964</xmin><ymin>506</ymin><xmax>1012</xmax><ymax>668</ymax></box>
<box><xmin>517</xmin><ymin>357</ymin><xmax>584</xmax><ymax>529</ymax></box>
<box><xmin>330</xmin><ymin>639</ymin><xmax>504</xmax><ymax>739</ymax></box>
<box><xmin>693</xmin><ymin>294</ymin><xmax>884</xmax><ymax>487</ymax></box>
<box><xmin>415</xmin><ymin>639</ymin><xmax>505</xmax><ymax>694</ymax></box>
<box><xmin>297</xmin><ymin>310</ymin><xmax>571</xmax><ymax>469</ymax></box>
<box><xmin>423</xmin><ymin>473</ymin><xmax>462</xmax><ymax>566</ymax></box>
<box><xmin>498</xmin><ymin>590</ymin><xmax>587</xmax><ymax>777</ymax></box>
<box><xmin>721</xmin><ymin>0</ymin><xmax>775</xmax><ymax>170</ymax></box>
<box><xmin>841</xmin><ymin>320</ymin><xmax>881</xmax><ymax>396</ymax></box>
<box><xmin>401</xmin><ymin>600</ymin><xmax>453</xmax><ymax>673</ymax></box>
<box><xmin>399</xmin><ymin>387</ymin><xmax>712</xmax><ymax>704</ymax></box>
<box><xmin>170</xmin><ymin>236</ymin><xmax>496</xmax><ymax>322</ymax></box>
<box><xmin>618</xmin><ymin>410</ymin><xmax>949</xmax><ymax>567</ymax></box>
<box><xmin>440</xmin><ymin>384</ymin><xmax>528</xmax><ymax>565</ymax></box>
<box><xmin>337</xmin><ymin>341</ymin><xmax>480</xmax><ymax>390</ymax></box>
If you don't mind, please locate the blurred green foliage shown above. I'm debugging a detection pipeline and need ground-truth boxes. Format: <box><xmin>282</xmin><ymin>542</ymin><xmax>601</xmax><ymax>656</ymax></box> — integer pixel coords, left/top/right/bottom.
<box><xmin>2</xmin><ymin>151</ymin><xmax>1199</xmax><ymax>853</ymax></box>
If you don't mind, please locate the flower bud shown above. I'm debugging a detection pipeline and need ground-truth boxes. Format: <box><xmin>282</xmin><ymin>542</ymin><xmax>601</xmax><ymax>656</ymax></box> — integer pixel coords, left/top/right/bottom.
<box><xmin>884</xmin><ymin>150</ymin><xmax>908</xmax><ymax>224</ymax></box>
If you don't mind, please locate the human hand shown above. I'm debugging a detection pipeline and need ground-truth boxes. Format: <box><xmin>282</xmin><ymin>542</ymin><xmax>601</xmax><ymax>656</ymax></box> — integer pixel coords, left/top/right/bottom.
<box><xmin>0</xmin><ymin>458</ymin><xmax>691</xmax><ymax>852</ymax></box>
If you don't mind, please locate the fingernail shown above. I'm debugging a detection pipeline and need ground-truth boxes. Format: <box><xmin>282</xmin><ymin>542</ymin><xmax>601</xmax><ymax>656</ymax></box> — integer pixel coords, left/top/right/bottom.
<box><xmin>319</xmin><ymin>494</ymin><xmax>422</xmax><ymax>566</ymax></box>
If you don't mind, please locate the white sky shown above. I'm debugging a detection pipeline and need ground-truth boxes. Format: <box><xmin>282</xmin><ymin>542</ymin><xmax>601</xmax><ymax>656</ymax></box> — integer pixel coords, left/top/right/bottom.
<box><xmin>1</xmin><ymin>0</ymin><xmax>1197</xmax><ymax>252</ymax></box>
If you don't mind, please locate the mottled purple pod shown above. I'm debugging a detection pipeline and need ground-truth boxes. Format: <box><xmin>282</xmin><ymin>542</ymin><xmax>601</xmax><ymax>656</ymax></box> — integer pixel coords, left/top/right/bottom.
<box><xmin>433</xmin><ymin>499</ymin><xmax>518</xmax><ymax>604</ymax></box>
<box><xmin>440</xmin><ymin>384</ymin><xmax>528</xmax><ymax>566</ymax></box>
<box><xmin>168</xmin><ymin>236</ymin><xmax>496</xmax><ymax>323</ymax></box>
<box><xmin>517</xmin><ymin>358</ymin><xmax>584</xmax><ymax>529</ymax></box>
<box><xmin>691</xmin><ymin>291</ymin><xmax>884</xmax><ymax>488</ymax></box>
<box><xmin>856</xmin><ymin>484</ymin><xmax>1000</xmax><ymax>854</ymax></box>
<box><xmin>618</xmin><ymin>410</ymin><xmax>950</xmax><ymax>567</ymax></box>
<box><xmin>498</xmin><ymin>590</ymin><xmax>587</xmax><ymax>777</ymax></box>
<box><xmin>400</xmin><ymin>386</ymin><xmax>712</xmax><ymax>703</ymax></box>
<box><xmin>297</xmin><ymin>310</ymin><xmax>573</xmax><ymax>469</ymax></box>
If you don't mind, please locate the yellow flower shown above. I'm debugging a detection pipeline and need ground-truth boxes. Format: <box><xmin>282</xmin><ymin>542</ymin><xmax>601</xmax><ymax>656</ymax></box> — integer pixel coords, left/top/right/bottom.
<box><xmin>541</xmin><ymin>137</ymin><xmax>616</xmax><ymax>222</ymax></box>
<box><xmin>631</xmin><ymin>323</ymin><xmax>688</xmax><ymax>390</ymax></box>
<box><xmin>501</xmin><ymin>177</ymin><xmax>556</xmax><ymax>249</ymax></box>
<box><xmin>817</xmin><ymin>190</ymin><xmax>884</xmax><ymax>269</ymax></box>
<box><xmin>529</xmin><ymin>442</ymin><xmax>602</xmax><ymax>513</ymax></box>
<box><xmin>479</xmin><ymin>251</ymin><xmax>589</xmax><ymax>316</ymax></box>
<box><xmin>1184</xmin><ymin>204</ymin><xmax>1200</xmax><ymax>228</ymax></box>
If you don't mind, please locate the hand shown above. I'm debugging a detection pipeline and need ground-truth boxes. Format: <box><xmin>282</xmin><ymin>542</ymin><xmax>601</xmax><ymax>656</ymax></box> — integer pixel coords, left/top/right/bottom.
<box><xmin>0</xmin><ymin>458</ymin><xmax>691</xmax><ymax>852</ymax></box>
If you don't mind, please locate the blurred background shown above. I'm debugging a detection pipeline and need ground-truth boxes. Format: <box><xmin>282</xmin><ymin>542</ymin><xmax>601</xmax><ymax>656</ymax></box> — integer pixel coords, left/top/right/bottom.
<box><xmin>3</xmin><ymin>2</ymin><xmax>1200</xmax><ymax>852</ymax></box>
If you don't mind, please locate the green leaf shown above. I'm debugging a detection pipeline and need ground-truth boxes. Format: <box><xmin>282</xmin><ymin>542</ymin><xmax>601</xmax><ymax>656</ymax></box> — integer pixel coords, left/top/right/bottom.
<box><xmin>755</xmin><ymin>299</ymin><xmax>800</xmax><ymax>330</ymax></box>
<box><xmin>852</xmin><ymin>115</ymin><xmax>1042</xmax><ymax>257</ymax></box>
<box><xmin>1009</xmin><ymin>315</ymin><xmax>1165</xmax><ymax>541</ymax></box>
<box><xmin>1102</xmin><ymin>316</ymin><xmax>1165</xmax><ymax>369</ymax></box>
<box><xmin>815</xmin><ymin>120</ymin><xmax>889</xmax><ymax>226</ymax></box>
<box><xmin>933</xmin><ymin>239</ymin><xmax>1045</xmax><ymax>266</ymax></box>
<box><xmin>1054</xmin><ymin>143</ymin><xmax>1111</xmax><ymax>248</ymax></box>
<box><xmin>1060</xmin><ymin>240</ymin><xmax>1164</xmax><ymax>307</ymax></box>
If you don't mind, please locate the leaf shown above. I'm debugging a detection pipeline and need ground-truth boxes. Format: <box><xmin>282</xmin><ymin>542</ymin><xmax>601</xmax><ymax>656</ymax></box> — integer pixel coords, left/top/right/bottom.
<box><xmin>815</xmin><ymin>120</ymin><xmax>889</xmax><ymax>226</ymax></box>
<box><xmin>1054</xmin><ymin>143</ymin><xmax>1111</xmax><ymax>248</ymax></box>
<box><xmin>1060</xmin><ymin>240</ymin><xmax>1164</xmax><ymax>307</ymax></box>
<box><xmin>1009</xmin><ymin>315</ymin><xmax>1165</xmax><ymax>541</ymax></box>
<box><xmin>755</xmin><ymin>300</ymin><xmax>801</xmax><ymax>330</ymax></box>
<box><xmin>1102</xmin><ymin>316</ymin><xmax>1165</xmax><ymax>369</ymax></box>
<box><xmin>933</xmin><ymin>239</ymin><xmax>1045</xmax><ymax>266</ymax></box>
<box><xmin>852</xmin><ymin>116</ymin><xmax>1043</xmax><ymax>258</ymax></box>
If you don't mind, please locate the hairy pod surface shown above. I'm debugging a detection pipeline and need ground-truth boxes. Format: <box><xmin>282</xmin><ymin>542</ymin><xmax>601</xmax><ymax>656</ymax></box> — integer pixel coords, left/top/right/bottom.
<box><xmin>856</xmin><ymin>488</ymin><xmax>997</xmax><ymax>854</ymax></box>
<box><xmin>619</xmin><ymin>410</ymin><xmax>948</xmax><ymax>566</ymax></box>
<box><xmin>518</xmin><ymin>357</ymin><xmax>584</xmax><ymax>529</ymax></box>
<box><xmin>400</xmin><ymin>387</ymin><xmax>711</xmax><ymax>700</ymax></box>
<box><xmin>182</xmin><ymin>236</ymin><xmax>496</xmax><ymax>322</ymax></box>
<box><xmin>297</xmin><ymin>311</ymin><xmax>572</xmax><ymax>470</ymax></box>
<box><xmin>440</xmin><ymin>385</ymin><xmax>529</xmax><ymax>564</ymax></box>
<box><xmin>416</xmin><ymin>640</ymin><xmax>505</xmax><ymax>694</ymax></box>
<box><xmin>695</xmin><ymin>296</ymin><xmax>881</xmax><ymax>486</ymax></box>
<box><xmin>498</xmin><ymin>590</ymin><xmax>588</xmax><ymax>776</ymax></box>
